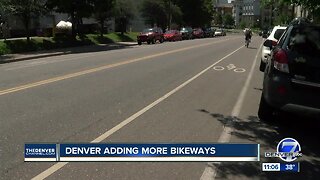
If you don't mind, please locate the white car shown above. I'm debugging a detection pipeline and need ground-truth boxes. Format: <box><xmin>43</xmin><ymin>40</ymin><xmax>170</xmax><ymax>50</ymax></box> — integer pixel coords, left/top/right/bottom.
<box><xmin>214</xmin><ymin>29</ymin><xmax>226</xmax><ymax>36</ymax></box>
<box><xmin>259</xmin><ymin>26</ymin><xmax>287</xmax><ymax>71</ymax></box>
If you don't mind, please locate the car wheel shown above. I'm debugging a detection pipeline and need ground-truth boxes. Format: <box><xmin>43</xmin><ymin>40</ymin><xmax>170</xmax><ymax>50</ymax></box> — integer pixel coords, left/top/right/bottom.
<box><xmin>259</xmin><ymin>60</ymin><xmax>266</xmax><ymax>72</ymax></box>
<box><xmin>258</xmin><ymin>94</ymin><xmax>276</xmax><ymax>122</ymax></box>
<box><xmin>151</xmin><ymin>38</ymin><xmax>156</xmax><ymax>44</ymax></box>
<box><xmin>147</xmin><ymin>40</ymin><xmax>151</xmax><ymax>44</ymax></box>
<box><xmin>160</xmin><ymin>38</ymin><xmax>164</xmax><ymax>43</ymax></box>
<box><xmin>138</xmin><ymin>41</ymin><xmax>142</xmax><ymax>45</ymax></box>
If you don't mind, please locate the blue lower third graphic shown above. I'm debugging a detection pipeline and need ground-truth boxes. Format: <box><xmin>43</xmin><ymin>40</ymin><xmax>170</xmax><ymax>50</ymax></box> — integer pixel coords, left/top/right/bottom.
<box><xmin>24</xmin><ymin>144</ymin><xmax>57</xmax><ymax>162</ymax></box>
<box><xmin>59</xmin><ymin>143</ymin><xmax>259</xmax><ymax>162</ymax></box>
<box><xmin>25</xmin><ymin>143</ymin><xmax>259</xmax><ymax>162</ymax></box>
<box><xmin>280</xmin><ymin>163</ymin><xmax>300</xmax><ymax>172</ymax></box>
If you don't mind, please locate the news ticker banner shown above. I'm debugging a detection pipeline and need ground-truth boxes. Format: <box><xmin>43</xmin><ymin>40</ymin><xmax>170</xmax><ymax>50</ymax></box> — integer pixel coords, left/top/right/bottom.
<box><xmin>25</xmin><ymin>143</ymin><xmax>260</xmax><ymax>162</ymax></box>
<box><xmin>262</xmin><ymin>163</ymin><xmax>300</xmax><ymax>172</ymax></box>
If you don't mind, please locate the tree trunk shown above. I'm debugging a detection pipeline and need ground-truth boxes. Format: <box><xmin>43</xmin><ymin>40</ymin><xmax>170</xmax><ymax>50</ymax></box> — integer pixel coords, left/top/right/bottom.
<box><xmin>24</xmin><ymin>17</ymin><xmax>30</xmax><ymax>42</ymax></box>
<box><xmin>71</xmin><ymin>12</ymin><xmax>76</xmax><ymax>39</ymax></box>
<box><xmin>121</xmin><ymin>18</ymin><xmax>126</xmax><ymax>35</ymax></box>
<box><xmin>100</xmin><ymin>19</ymin><xmax>104</xmax><ymax>37</ymax></box>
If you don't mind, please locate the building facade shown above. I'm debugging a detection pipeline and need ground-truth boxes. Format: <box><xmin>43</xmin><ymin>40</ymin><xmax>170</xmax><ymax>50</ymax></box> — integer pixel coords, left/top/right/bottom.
<box><xmin>232</xmin><ymin>0</ymin><xmax>243</xmax><ymax>26</ymax></box>
<box><xmin>241</xmin><ymin>0</ymin><xmax>261</xmax><ymax>27</ymax></box>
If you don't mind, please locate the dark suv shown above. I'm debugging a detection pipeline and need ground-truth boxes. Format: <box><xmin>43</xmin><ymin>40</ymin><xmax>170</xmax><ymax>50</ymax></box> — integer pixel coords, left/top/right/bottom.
<box><xmin>137</xmin><ymin>28</ymin><xmax>164</xmax><ymax>45</ymax></box>
<box><xmin>259</xmin><ymin>18</ymin><xmax>320</xmax><ymax>120</ymax></box>
<box><xmin>180</xmin><ymin>27</ymin><xmax>193</xmax><ymax>40</ymax></box>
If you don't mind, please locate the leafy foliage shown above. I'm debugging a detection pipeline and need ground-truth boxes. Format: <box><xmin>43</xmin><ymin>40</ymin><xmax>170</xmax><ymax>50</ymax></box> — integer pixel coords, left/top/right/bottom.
<box><xmin>285</xmin><ymin>0</ymin><xmax>320</xmax><ymax>19</ymax></box>
<box><xmin>214</xmin><ymin>12</ymin><xmax>222</xmax><ymax>26</ymax></box>
<box><xmin>175</xmin><ymin>0</ymin><xmax>214</xmax><ymax>27</ymax></box>
<box><xmin>92</xmin><ymin>0</ymin><xmax>115</xmax><ymax>37</ymax></box>
<box><xmin>262</xmin><ymin>0</ymin><xmax>320</xmax><ymax>22</ymax></box>
<box><xmin>140</xmin><ymin>0</ymin><xmax>182</xmax><ymax>30</ymax></box>
<box><xmin>140</xmin><ymin>0</ymin><xmax>166</xmax><ymax>29</ymax></box>
<box><xmin>114</xmin><ymin>0</ymin><xmax>135</xmax><ymax>34</ymax></box>
<box><xmin>6</xmin><ymin>0</ymin><xmax>47</xmax><ymax>41</ymax></box>
<box><xmin>223</xmin><ymin>13</ymin><xmax>234</xmax><ymax>26</ymax></box>
<box><xmin>46</xmin><ymin>0</ymin><xmax>94</xmax><ymax>37</ymax></box>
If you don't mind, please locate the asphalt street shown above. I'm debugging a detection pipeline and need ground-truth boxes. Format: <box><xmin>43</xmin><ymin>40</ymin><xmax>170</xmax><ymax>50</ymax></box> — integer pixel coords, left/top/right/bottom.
<box><xmin>0</xmin><ymin>35</ymin><xmax>319</xmax><ymax>180</ymax></box>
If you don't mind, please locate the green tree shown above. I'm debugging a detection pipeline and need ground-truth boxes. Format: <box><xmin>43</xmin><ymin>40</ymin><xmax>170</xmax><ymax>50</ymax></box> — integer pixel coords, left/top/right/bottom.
<box><xmin>283</xmin><ymin>0</ymin><xmax>320</xmax><ymax>21</ymax></box>
<box><xmin>0</xmin><ymin>0</ymin><xmax>9</xmax><ymax>12</ymax></box>
<box><xmin>239</xmin><ymin>21</ymin><xmax>247</xmax><ymax>29</ymax></box>
<box><xmin>214</xmin><ymin>12</ymin><xmax>222</xmax><ymax>26</ymax></box>
<box><xmin>163</xmin><ymin>0</ymin><xmax>183</xmax><ymax>29</ymax></box>
<box><xmin>261</xmin><ymin>0</ymin><xmax>292</xmax><ymax>26</ymax></box>
<box><xmin>140</xmin><ymin>0</ymin><xmax>167</xmax><ymax>29</ymax></box>
<box><xmin>46</xmin><ymin>0</ymin><xmax>94</xmax><ymax>38</ymax></box>
<box><xmin>0</xmin><ymin>0</ymin><xmax>9</xmax><ymax>23</ymax></box>
<box><xmin>140</xmin><ymin>0</ymin><xmax>182</xmax><ymax>30</ymax></box>
<box><xmin>222</xmin><ymin>13</ymin><xmax>234</xmax><ymax>27</ymax></box>
<box><xmin>175</xmin><ymin>0</ymin><xmax>214</xmax><ymax>27</ymax></box>
<box><xmin>92</xmin><ymin>0</ymin><xmax>115</xmax><ymax>37</ymax></box>
<box><xmin>114</xmin><ymin>0</ymin><xmax>134</xmax><ymax>35</ymax></box>
<box><xmin>7</xmin><ymin>0</ymin><xmax>47</xmax><ymax>41</ymax></box>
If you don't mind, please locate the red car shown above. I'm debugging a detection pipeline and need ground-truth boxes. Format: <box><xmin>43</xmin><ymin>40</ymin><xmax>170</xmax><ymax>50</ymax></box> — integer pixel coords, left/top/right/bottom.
<box><xmin>192</xmin><ymin>28</ymin><xmax>204</xmax><ymax>38</ymax></box>
<box><xmin>164</xmin><ymin>30</ymin><xmax>182</xmax><ymax>41</ymax></box>
<box><xmin>137</xmin><ymin>28</ymin><xmax>164</xmax><ymax>45</ymax></box>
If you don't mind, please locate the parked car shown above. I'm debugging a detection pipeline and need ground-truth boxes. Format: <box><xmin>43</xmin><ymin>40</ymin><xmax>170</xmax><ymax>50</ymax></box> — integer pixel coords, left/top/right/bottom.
<box><xmin>164</xmin><ymin>30</ymin><xmax>182</xmax><ymax>41</ymax></box>
<box><xmin>202</xmin><ymin>27</ymin><xmax>215</xmax><ymax>38</ymax></box>
<box><xmin>258</xmin><ymin>18</ymin><xmax>320</xmax><ymax>121</ymax></box>
<box><xmin>180</xmin><ymin>27</ymin><xmax>193</xmax><ymax>40</ymax></box>
<box><xmin>192</xmin><ymin>28</ymin><xmax>204</xmax><ymax>38</ymax></box>
<box><xmin>215</xmin><ymin>29</ymin><xmax>226</xmax><ymax>36</ymax></box>
<box><xmin>137</xmin><ymin>28</ymin><xmax>164</xmax><ymax>45</ymax></box>
<box><xmin>259</xmin><ymin>25</ymin><xmax>287</xmax><ymax>71</ymax></box>
<box><xmin>259</xmin><ymin>29</ymin><xmax>269</xmax><ymax>38</ymax></box>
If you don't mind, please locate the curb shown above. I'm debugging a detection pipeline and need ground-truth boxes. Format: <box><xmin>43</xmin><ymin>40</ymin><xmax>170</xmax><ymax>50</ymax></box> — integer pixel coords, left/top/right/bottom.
<box><xmin>0</xmin><ymin>52</ymin><xmax>70</xmax><ymax>64</ymax></box>
<box><xmin>0</xmin><ymin>42</ymin><xmax>138</xmax><ymax>64</ymax></box>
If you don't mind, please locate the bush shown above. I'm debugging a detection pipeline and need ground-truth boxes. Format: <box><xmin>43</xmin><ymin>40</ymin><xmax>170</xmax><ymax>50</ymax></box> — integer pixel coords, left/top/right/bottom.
<box><xmin>240</xmin><ymin>21</ymin><xmax>247</xmax><ymax>29</ymax></box>
<box><xmin>4</xmin><ymin>39</ymin><xmax>41</xmax><ymax>53</ymax></box>
<box><xmin>0</xmin><ymin>41</ymin><xmax>10</xmax><ymax>55</ymax></box>
<box><xmin>0</xmin><ymin>32</ymin><xmax>138</xmax><ymax>55</ymax></box>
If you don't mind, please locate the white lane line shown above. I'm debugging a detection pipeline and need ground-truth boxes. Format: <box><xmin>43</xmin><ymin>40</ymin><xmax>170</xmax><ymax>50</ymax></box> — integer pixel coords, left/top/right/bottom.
<box><xmin>5</xmin><ymin>54</ymin><xmax>102</xmax><ymax>71</ymax></box>
<box><xmin>200</xmin><ymin>42</ymin><xmax>263</xmax><ymax>180</ymax></box>
<box><xmin>32</xmin><ymin>45</ymin><xmax>244</xmax><ymax>180</ymax></box>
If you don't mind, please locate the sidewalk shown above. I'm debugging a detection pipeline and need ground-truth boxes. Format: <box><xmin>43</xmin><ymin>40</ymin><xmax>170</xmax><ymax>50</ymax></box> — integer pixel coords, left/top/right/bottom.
<box><xmin>0</xmin><ymin>42</ymin><xmax>137</xmax><ymax>64</ymax></box>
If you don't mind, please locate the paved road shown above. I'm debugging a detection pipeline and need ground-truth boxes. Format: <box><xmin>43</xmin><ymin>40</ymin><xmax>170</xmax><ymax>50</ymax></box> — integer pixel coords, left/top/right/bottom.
<box><xmin>0</xmin><ymin>36</ymin><xmax>319</xmax><ymax>180</ymax></box>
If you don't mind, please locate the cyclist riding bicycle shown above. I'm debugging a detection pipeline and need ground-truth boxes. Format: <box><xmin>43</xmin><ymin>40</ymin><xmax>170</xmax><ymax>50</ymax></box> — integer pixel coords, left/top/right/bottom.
<box><xmin>244</xmin><ymin>28</ymin><xmax>252</xmax><ymax>47</ymax></box>
<box><xmin>244</xmin><ymin>28</ymin><xmax>252</xmax><ymax>41</ymax></box>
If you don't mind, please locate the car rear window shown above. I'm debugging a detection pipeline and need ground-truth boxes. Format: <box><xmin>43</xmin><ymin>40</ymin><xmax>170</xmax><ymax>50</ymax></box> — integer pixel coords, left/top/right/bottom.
<box><xmin>142</xmin><ymin>29</ymin><xmax>154</xmax><ymax>33</ymax></box>
<box><xmin>165</xmin><ymin>30</ymin><xmax>176</xmax><ymax>34</ymax></box>
<box><xmin>274</xmin><ymin>29</ymin><xmax>285</xmax><ymax>40</ymax></box>
<box><xmin>288</xmin><ymin>26</ymin><xmax>320</xmax><ymax>55</ymax></box>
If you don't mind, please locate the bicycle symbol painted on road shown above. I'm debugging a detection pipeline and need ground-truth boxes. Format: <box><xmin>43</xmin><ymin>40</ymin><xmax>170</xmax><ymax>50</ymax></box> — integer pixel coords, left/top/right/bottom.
<box><xmin>213</xmin><ymin>64</ymin><xmax>246</xmax><ymax>73</ymax></box>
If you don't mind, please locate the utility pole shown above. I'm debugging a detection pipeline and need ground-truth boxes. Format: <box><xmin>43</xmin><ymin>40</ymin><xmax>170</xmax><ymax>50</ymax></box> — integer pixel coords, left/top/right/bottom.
<box><xmin>270</xmin><ymin>0</ymin><xmax>274</xmax><ymax>27</ymax></box>
<box><xmin>168</xmin><ymin>0</ymin><xmax>172</xmax><ymax>30</ymax></box>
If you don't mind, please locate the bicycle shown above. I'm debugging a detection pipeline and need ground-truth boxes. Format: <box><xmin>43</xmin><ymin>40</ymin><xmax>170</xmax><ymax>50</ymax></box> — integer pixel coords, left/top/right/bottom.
<box><xmin>245</xmin><ymin>38</ymin><xmax>251</xmax><ymax>48</ymax></box>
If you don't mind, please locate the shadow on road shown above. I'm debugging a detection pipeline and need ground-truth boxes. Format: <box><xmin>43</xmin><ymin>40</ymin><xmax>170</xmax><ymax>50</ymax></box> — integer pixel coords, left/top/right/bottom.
<box><xmin>63</xmin><ymin>43</ymin><xmax>137</xmax><ymax>54</ymax></box>
<box><xmin>0</xmin><ymin>43</ymin><xmax>138</xmax><ymax>64</ymax></box>
<box><xmin>247</xmin><ymin>47</ymin><xmax>258</xmax><ymax>50</ymax></box>
<box><xmin>199</xmin><ymin>109</ymin><xmax>320</xmax><ymax>180</ymax></box>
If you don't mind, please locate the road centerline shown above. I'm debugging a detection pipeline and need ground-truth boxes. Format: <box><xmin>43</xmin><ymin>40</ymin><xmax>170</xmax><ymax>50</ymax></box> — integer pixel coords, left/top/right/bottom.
<box><xmin>31</xmin><ymin>45</ymin><xmax>244</xmax><ymax>180</ymax></box>
<box><xmin>0</xmin><ymin>38</ymin><xmax>238</xmax><ymax>96</ymax></box>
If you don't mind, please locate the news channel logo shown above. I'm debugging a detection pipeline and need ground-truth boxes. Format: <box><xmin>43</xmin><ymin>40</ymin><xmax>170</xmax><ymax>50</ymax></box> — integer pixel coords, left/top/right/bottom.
<box><xmin>265</xmin><ymin>138</ymin><xmax>302</xmax><ymax>162</ymax></box>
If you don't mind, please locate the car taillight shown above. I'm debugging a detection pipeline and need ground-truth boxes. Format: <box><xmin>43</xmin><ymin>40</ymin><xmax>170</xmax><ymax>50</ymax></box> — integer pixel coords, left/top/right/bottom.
<box><xmin>277</xmin><ymin>86</ymin><xmax>287</xmax><ymax>95</ymax></box>
<box><xmin>272</xmin><ymin>40</ymin><xmax>278</xmax><ymax>46</ymax></box>
<box><xmin>273</xmin><ymin>49</ymin><xmax>289</xmax><ymax>73</ymax></box>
